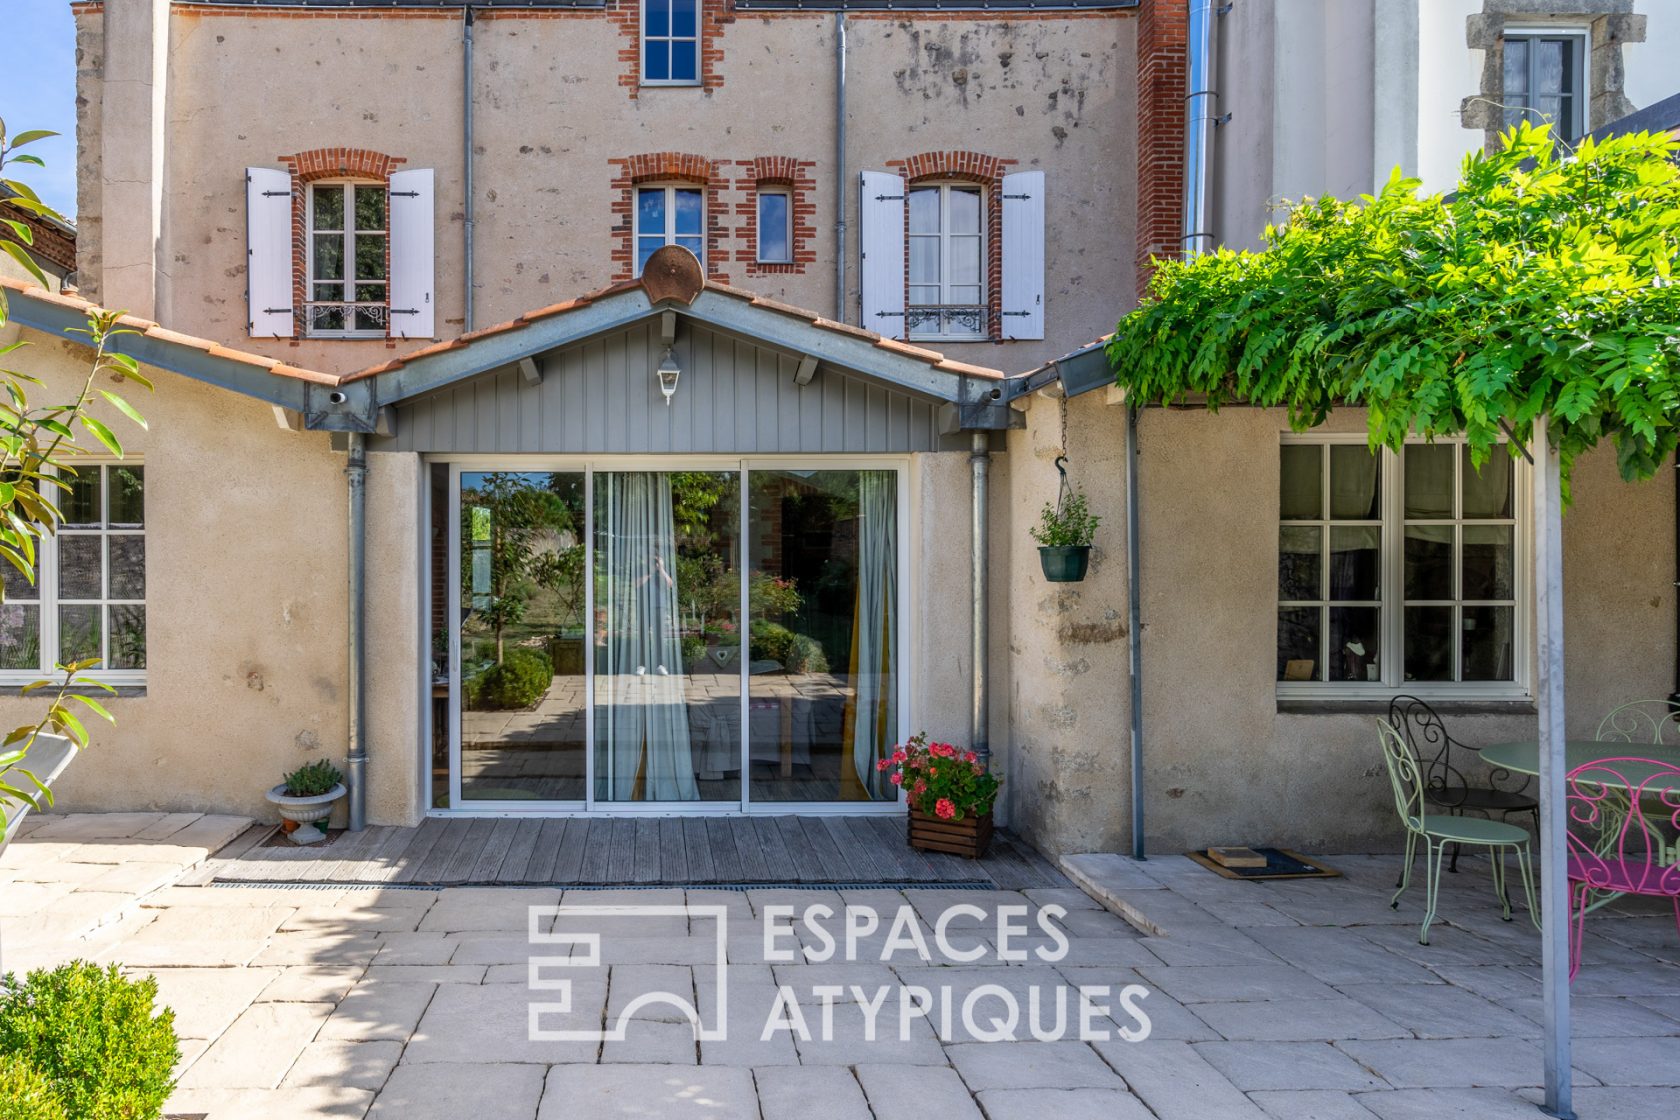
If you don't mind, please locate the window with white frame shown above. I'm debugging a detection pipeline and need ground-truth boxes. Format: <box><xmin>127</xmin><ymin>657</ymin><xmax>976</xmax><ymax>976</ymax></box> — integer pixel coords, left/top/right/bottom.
<box><xmin>307</xmin><ymin>181</ymin><xmax>387</xmax><ymax>337</ymax></box>
<box><xmin>635</xmin><ymin>184</ymin><xmax>704</xmax><ymax>275</ymax></box>
<box><xmin>908</xmin><ymin>183</ymin><xmax>986</xmax><ymax>341</ymax></box>
<box><xmin>0</xmin><ymin>464</ymin><xmax>146</xmax><ymax>681</ymax></box>
<box><xmin>1501</xmin><ymin>28</ymin><xmax>1587</xmax><ymax>144</ymax></box>
<box><xmin>643</xmin><ymin>0</ymin><xmax>700</xmax><ymax>85</ymax></box>
<box><xmin>757</xmin><ymin>187</ymin><xmax>791</xmax><ymax>264</ymax></box>
<box><xmin>1278</xmin><ymin>438</ymin><xmax>1523</xmax><ymax>695</ymax></box>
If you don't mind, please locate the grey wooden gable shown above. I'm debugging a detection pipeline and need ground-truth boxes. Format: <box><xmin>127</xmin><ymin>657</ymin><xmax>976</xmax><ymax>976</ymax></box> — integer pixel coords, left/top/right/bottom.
<box><xmin>374</xmin><ymin>318</ymin><xmax>953</xmax><ymax>454</ymax></box>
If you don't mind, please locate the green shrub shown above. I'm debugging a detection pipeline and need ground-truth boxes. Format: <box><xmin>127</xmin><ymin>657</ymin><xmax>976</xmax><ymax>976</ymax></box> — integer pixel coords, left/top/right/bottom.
<box><xmin>0</xmin><ymin>1054</ymin><xmax>68</xmax><ymax>1120</ymax></box>
<box><xmin>280</xmin><ymin>758</ymin><xmax>342</xmax><ymax>797</ymax></box>
<box><xmin>0</xmin><ymin>962</ymin><xmax>178</xmax><ymax>1120</ymax></box>
<box><xmin>749</xmin><ymin>622</ymin><xmax>829</xmax><ymax>674</ymax></box>
<box><xmin>467</xmin><ymin>646</ymin><xmax>553</xmax><ymax>710</ymax></box>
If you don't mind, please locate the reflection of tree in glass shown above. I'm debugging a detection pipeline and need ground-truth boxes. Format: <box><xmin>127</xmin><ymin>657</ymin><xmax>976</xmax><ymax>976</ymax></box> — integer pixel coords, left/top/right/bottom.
<box><xmin>460</xmin><ymin>473</ymin><xmax>574</xmax><ymax>662</ymax></box>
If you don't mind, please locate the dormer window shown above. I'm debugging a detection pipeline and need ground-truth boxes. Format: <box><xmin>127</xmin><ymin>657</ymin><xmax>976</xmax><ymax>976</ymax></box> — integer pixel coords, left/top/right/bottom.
<box><xmin>643</xmin><ymin>0</ymin><xmax>700</xmax><ymax>86</ymax></box>
<box><xmin>307</xmin><ymin>181</ymin><xmax>387</xmax><ymax>337</ymax></box>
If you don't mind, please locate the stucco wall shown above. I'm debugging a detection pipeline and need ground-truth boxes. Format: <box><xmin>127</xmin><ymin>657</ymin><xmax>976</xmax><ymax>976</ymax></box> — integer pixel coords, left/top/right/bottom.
<box><xmin>76</xmin><ymin>6</ymin><xmax>1136</xmax><ymax>378</ymax></box>
<box><xmin>0</xmin><ymin>322</ymin><xmax>393</xmax><ymax>824</ymax></box>
<box><xmin>1112</xmin><ymin>406</ymin><xmax>1673</xmax><ymax>854</ymax></box>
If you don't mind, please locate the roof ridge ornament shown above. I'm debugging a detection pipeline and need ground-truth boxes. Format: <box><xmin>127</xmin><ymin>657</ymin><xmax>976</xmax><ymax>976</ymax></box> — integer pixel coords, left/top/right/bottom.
<box><xmin>640</xmin><ymin>246</ymin><xmax>706</xmax><ymax>307</ymax></box>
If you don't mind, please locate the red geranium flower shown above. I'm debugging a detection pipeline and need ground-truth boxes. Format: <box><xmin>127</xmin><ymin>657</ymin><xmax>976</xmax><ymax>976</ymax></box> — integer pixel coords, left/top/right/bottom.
<box><xmin>935</xmin><ymin>798</ymin><xmax>956</xmax><ymax>820</ymax></box>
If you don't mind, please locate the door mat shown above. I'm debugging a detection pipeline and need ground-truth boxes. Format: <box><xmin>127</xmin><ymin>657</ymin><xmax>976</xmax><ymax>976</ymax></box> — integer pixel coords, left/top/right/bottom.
<box><xmin>1186</xmin><ymin>848</ymin><xmax>1341</xmax><ymax>881</ymax></box>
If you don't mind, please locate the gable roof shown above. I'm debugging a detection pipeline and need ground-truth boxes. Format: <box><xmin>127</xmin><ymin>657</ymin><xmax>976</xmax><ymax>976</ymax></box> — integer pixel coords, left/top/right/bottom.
<box><xmin>2</xmin><ymin>254</ymin><xmax>1013</xmax><ymax>433</ymax></box>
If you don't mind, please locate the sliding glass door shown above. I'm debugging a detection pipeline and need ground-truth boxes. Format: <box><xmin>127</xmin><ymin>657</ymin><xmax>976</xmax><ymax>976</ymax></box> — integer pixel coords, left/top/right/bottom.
<box><xmin>444</xmin><ymin>461</ymin><xmax>904</xmax><ymax>812</ymax></box>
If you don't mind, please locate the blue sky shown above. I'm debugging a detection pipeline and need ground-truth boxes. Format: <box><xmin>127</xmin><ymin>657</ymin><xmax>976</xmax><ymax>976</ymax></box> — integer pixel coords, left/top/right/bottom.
<box><xmin>1</xmin><ymin>3</ymin><xmax>79</xmax><ymax>218</ymax></box>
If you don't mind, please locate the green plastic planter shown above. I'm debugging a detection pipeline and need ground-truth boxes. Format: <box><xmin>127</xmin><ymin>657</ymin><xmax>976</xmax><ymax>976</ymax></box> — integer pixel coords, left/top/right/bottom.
<box><xmin>1038</xmin><ymin>545</ymin><xmax>1091</xmax><ymax>582</ymax></box>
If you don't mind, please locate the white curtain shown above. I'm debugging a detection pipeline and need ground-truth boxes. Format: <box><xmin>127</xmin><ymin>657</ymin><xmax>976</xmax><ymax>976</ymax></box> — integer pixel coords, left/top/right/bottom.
<box><xmin>850</xmin><ymin>471</ymin><xmax>898</xmax><ymax>797</ymax></box>
<box><xmin>598</xmin><ymin>473</ymin><xmax>697</xmax><ymax>801</ymax></box>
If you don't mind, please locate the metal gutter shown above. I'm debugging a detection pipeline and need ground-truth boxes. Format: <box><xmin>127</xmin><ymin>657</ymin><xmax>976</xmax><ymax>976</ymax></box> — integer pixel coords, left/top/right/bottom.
<box><xmin>834</xmin><ymin>12</ymin><xmax>848</xmax><ymax>322</ymax></box>
<box><xmin>463</xmin><ymin>5</ymin><xmax>477</xmax><ymax>333</ymax></box>
<box><xmin>345</xmin><ymin>432</ymin><xmax>369</xmax><ymax>831</ymax></box>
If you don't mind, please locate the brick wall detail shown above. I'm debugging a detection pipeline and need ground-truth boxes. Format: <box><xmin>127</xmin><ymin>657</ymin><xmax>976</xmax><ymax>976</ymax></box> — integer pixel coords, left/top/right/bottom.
<box><xmin>886</xmin><ymin>150</ymin><xmax>1016</xmax><ymax>343</ymax></box>
<box><xmin>609</xmin><ymin>152</ymin><xmax>729</xmax><ymax>284</ymax></box>
<box><xmin>1134</xmin><ymin>0</ymin><xmax>1187</xmax><ymax>293</ymax></box>
<box><xmin>279</xmin><ymin>147</ymin><xmax>405</xmax><ymax>341</ymax></box>
<box><xmin>734</xmin><ymin>156</ymin><xmax>817</xmax><ymax>277</ymax></box>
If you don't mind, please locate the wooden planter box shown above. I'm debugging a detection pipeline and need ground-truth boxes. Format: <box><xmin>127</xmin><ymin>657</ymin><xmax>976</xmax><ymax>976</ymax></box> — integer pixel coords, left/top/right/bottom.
<box><xmin>908</xmin><ymin>809</ymin><xmax>994</xmax><ymax>859</ymax></box>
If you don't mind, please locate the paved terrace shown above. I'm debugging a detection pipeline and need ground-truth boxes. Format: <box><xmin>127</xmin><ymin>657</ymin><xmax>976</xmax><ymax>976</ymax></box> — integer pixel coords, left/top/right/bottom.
<box><xmin>1</xmin><ymin>814</ymin><xmax>1678</xmax><ymax>1119</ymax></box>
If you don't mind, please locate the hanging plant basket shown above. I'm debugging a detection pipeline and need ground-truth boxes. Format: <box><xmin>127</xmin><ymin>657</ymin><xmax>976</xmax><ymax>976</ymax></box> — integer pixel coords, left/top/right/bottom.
<box><xmin>1038</xmin><ymin>545</ymin><xmax>1091</xmax><ymax>583</ymax></box>
<box><xmin>1030</xmin><ymin>456</ymin><xmax>1100</xmax><ymax>583</ymax></box>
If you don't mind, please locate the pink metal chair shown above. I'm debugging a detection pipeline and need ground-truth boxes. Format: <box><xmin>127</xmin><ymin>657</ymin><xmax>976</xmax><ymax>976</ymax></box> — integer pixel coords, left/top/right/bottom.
<box><xmin>1565</xmin><ymin>755</ymin><xmax>1680</xmax><ymax>980</ymax></box>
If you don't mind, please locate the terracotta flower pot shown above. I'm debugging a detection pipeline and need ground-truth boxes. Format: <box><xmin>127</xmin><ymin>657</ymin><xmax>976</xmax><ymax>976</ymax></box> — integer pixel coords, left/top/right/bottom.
<box><xmin>907</xmin><ymin>808</ymin><xmax>994</xmax><ymax>859</ymax></box>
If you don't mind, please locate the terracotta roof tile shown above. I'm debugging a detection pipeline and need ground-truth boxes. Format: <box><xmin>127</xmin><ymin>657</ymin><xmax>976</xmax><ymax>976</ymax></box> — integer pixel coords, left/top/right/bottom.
<box><xmin>810</xmin><ymin>316</ymin><xmax>878</xmax><ymax>341</ymax></box>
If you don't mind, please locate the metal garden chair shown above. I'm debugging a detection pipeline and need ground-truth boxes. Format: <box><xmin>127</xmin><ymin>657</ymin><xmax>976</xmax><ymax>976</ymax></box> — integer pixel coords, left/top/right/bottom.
<box><xmin>1566</xmin><ymin>755</ymin><xmax>1680</xmax><ymax>979</ymax></box>
<box><xmin>1388</xmin><ymin>695</ymin><xmax>1538</xmax><ymax>876</ymax></box>
<box><xmin>1377</xmin><ymin>718</ymin><xmax>1539</xmax><ymax>945</ymax></box>
<box><xmin>0</xmin><ymin>732</ymin><xmax>77</xmax><ymax>858</ymax></box>
<box><xmin>1595</xmin><ymin>700</ymin><xmax>1680</xmax><ymax>746</ymax></box>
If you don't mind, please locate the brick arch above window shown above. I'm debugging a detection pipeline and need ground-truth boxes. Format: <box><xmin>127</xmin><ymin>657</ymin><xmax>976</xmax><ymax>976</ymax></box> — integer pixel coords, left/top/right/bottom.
<box><xmin>887</xmin><ymin>151</ymin><xmax>1016</xmax><ymax>343</ymax></box>
<box><xmin>610</xmin><ymin>152</ymin><xmax>729</xmax><ymax>283</ymax></box>
<box><xmin>735</xmin><ymin>156</ymin><xmax>817</xmax><ymax>276</ymax></box>
<box><xmin>279</xmin><ymin>148</ymin><xmax>407</xmax><ymax>341</ymax></box>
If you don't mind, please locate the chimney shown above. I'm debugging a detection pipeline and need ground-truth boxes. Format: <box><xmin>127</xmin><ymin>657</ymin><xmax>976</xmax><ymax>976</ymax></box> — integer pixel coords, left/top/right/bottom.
<box><xmin>93</xmin><ymin>0</ymin><xmax>170</xmax><ymax>321</ymax></box>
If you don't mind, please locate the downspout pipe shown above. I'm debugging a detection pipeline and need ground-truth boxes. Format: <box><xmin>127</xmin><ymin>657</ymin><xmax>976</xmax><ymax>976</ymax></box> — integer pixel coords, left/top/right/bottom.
<box><xmin>346</xmin><ymin>432</ymin><xmax>369</xmax><ymax>832</ymax></box>
<box><xmin>1126</xmin><ymin>402</ymin><xmax>1144</xmax><ymax>859</ymax></box>
<box><xmin>834</xmin><ymin>12</ymin><xmax>848</xmax><ymax>322</ymax></box>
<box><xmin>971</xmin><ymin>430</ymin><xmax>990</xmax><ymax>768</ymax></box>
<box><xmin>1671</xmin><ymin>450</ymin><xmax>1680</xmax><ymax>709</ymax></box>
<box><xmin>463</xmin><ymin>5</ymin><xmax>476</xmax><ymax>333</ymax></box>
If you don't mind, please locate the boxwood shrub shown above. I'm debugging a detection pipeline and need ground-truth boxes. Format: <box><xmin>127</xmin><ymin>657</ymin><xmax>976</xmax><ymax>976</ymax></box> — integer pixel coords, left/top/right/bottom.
<box><xmin>0</xmin><ymin>961</ymin><xmax>179</xmax><ymax>1120</ymax></box>
<box><xmin>466</xmin><ymin>646</ymin><xmax>554</xmax><ymax>710</ymax></box>
<box><xmin>0</xmin><ymin>1054</ymin><xmax>68</xmax><ymax>1120</ymax></box>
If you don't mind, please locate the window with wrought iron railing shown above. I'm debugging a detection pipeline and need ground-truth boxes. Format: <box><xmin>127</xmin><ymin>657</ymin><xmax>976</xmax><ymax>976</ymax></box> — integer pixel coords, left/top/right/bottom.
<box><xmin>307</xmin><ymin>182</ymin><xmax>388</xmax><ymax>338</ymax></box>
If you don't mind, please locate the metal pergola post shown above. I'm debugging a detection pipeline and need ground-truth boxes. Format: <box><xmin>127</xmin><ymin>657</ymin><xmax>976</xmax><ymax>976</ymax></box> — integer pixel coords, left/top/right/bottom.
<box><xmin>1533</xmin><ymin>412</ymin><xmax>1574</xmax><ymax>1119</ymax></box>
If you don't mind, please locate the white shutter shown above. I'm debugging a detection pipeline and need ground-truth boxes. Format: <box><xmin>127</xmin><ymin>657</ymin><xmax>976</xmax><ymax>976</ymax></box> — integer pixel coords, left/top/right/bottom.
<box><xmin>859</xmin><ymin>170</ymin><xmax>906</xmax><ymax>340</ymax></box>
<box><xmin>389</xmin><ymin>168</ymin><xmax>435</xmax><ymax>340</ymax></box>
<box><xmin>1000</xmin><ymin>170</ymin><xmax>1045</xmax><ymax>341</ymax></box>
<box><xmin>245</xmin><ymin>167</ymin><xmax>293</xmax><ymax>338</ymax></box>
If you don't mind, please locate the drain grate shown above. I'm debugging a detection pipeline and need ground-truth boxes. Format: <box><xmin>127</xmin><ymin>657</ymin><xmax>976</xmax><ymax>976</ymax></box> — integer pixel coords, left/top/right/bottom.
<box><xmin>209</xmin><ymin>878</ymin><xmax>995</xmax><ymax>891</ymax></box>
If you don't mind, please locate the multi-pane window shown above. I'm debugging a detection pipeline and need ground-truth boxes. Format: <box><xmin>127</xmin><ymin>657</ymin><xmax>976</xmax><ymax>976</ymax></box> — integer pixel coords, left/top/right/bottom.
<box><xmin>643</xmin><ymin>0</ymin><xmax>699</xmax><ymax>85</ymax></box>
<box><xmin>0</xmin><ymin>464</ymin><xmax>146</xmax><ymax>681</ymax></box>
<box><xmin>1502</xmin><ymin>30</ymin><xmax>1587</xmax><ymax>144</ymax></box>
<box><xmin>635</xmin><ymin>185</ymin><xmax>703</xmax><ymax>275</ymax></box>
<box><xmin>757</xmin><ymin>188</ymin><xmax>791</xmax><ymax>264</ymax></box>
<box><xmin>1277</xmin><ymin>439</ymin><xmax>1523</xmax><ymax>695</ymax></box>
<box><xmin>908</xmin><ymin>183</ymin><xmax>985</xmax><ymax>341</ymax></box>
<box><xmin>307</xmin><ymin>182</ymin><xmax>387</xmax><ymax>337</ymax></box>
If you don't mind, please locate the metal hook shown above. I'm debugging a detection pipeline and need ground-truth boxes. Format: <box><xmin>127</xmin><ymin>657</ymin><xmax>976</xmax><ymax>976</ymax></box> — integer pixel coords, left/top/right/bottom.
<box><xmin>1054</xmin><ymin>455</ymin><xmax>1069</xmax><ymax>482</ymax></box>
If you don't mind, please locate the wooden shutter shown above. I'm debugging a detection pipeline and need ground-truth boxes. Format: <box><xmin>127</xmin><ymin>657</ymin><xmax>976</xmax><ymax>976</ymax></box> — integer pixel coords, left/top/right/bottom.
<box><xmin>1000</xmin><ymin>170</ymin><xmax>1045</xmax><ymax>341</ymax></box>
<box><xmin>389</xmin><ymin>168</ymin><xmax>435</xmax><ymax>340</ymax></box>
<box><xmin>245</xmin><ymin>167</ymin><xmax>293</xmax><ymax>338</ymax></box>
<box><xmin>859</xmin><ymin>170</ymin><xmax>906</xmax><ymax>340</ymax></box>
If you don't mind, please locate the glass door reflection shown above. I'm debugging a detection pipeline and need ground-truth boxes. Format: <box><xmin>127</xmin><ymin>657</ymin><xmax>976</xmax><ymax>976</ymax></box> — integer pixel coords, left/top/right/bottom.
<box><xmin>457</xmin><ymin>471</ymin><xmax>588</xmax><ymax>802</ymax></box>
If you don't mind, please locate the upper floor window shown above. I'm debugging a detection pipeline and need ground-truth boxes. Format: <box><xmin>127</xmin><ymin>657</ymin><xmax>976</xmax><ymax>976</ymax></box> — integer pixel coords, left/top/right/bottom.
<box><xmin>636</xmin><ymin>184</ymin><xmax>703</xmax><ymax>275</ymax></box>
<box><xmin>0</xmin><ymin>464</ymin><xmax>146</xmax><ymax>683</ymax></box>
<box><xmin>1277</xmin><ymin>437</ymin><xmax>1525</xmax><ymax>699</ymax></box>
<box><xmin>644</xmin><ymin>0</ymin><xmax>700</xmax><ymax>85</ymax></box>
<box><xmin>908</xmin><ymin>183</ymin><xmax>986</xmax><ymax>342</ymax></box>
<box><xmin>757</xmin><ymin>187</ymin><xmax>791</xmax><ymax>264</ymax></box>
<box><xmin>1501</xmin><ymin>28</ymin><xmax>1587</xmax><ymax>145</ymax></box>
<box><xmin>308</xmin><ymin>182</ymin><xmax>387</xmax><ymax>338</ymax></box>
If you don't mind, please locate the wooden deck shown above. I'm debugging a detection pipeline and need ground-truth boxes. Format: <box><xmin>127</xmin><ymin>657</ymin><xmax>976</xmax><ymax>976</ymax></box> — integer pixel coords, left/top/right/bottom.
<box><xmin>198</xmin><ymin>816</ymin><xmax>1070</xmax><ymax>890</ymax></box>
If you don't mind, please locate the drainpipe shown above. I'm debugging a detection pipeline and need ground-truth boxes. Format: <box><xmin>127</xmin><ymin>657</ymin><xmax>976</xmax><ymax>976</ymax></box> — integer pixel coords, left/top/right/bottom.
<box><xmin>834</xmin><ymin>12</ymin><xmax>848</xmax><ymax>322</ymax></box>
<box><xmin>971</xmin><ymin>430</ymin><xmax>990</xmax><ymax>767</ymax></box>
<box><xmin>1671</xmin><ymin>451</ymin><xmax>1680</xmax><ymax>709</ymax></box>
<box><xmin>1126</xmin><ymin>402</ymin><xmax>1145</xmax><ymax>859</ymax></box>
<box><xmin>463</xmin><ymin>5</ymin><xmax>476</xmax><ymax>332</ymax></box>
<box><xmin>346</xmin><ymin>432</ymin><xmax>368</xmax><ymax>831</ymax></box>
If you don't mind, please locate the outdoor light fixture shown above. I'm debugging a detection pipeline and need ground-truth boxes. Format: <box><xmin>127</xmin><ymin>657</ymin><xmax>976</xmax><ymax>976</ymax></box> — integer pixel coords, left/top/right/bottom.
<box><xmin>656</xmin><ymin>347</ymin><xmax>681</xmax><ymax>405</ymax></box>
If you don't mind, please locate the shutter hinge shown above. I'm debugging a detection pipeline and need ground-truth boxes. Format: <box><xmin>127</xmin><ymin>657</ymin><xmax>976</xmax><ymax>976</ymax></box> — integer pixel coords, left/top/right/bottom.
<box><xmin>873</xmin><ymin>193</ymin><xmax>905</xmax><ymax>202</ymax></box>
<box><xmin>873</xmin><ymin>310</ymin><xmax>906</xmax><ymax>319</ymax></box>
<box><xmin>998</xmin><ymin>310</ymin><xmax>1031</xmax><ymax>318</ymax></box>
<box><xmin>262</xmin><ymin>307</ymin><xmax>294</xmax><ymax>315</ymax></box>
<box><xmin>261</xmin><ymin>190</ymin><xmax>290</xmax><ymax>197</ymax></box>
<box><xmin>390</xmin><ymin>191</ymin><xmax>420</xmax><ymax>198</ymax></box>
<box><xmin>1002</xmin><ymin>193</ymin><xmax>1032</xmax><ymax>201</ymax></box>
<box><xmin>389</xmin><ymin>308</ymin><xmax>420</xmax><ymax>316</ymax></box>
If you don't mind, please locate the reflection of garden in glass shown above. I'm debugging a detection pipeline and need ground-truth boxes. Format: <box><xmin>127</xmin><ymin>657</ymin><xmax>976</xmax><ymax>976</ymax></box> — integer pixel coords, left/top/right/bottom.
<box><xmin>457</xmin><ymin>472</ymin><xmax>587</xmax><ymax>802</ymax></box>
